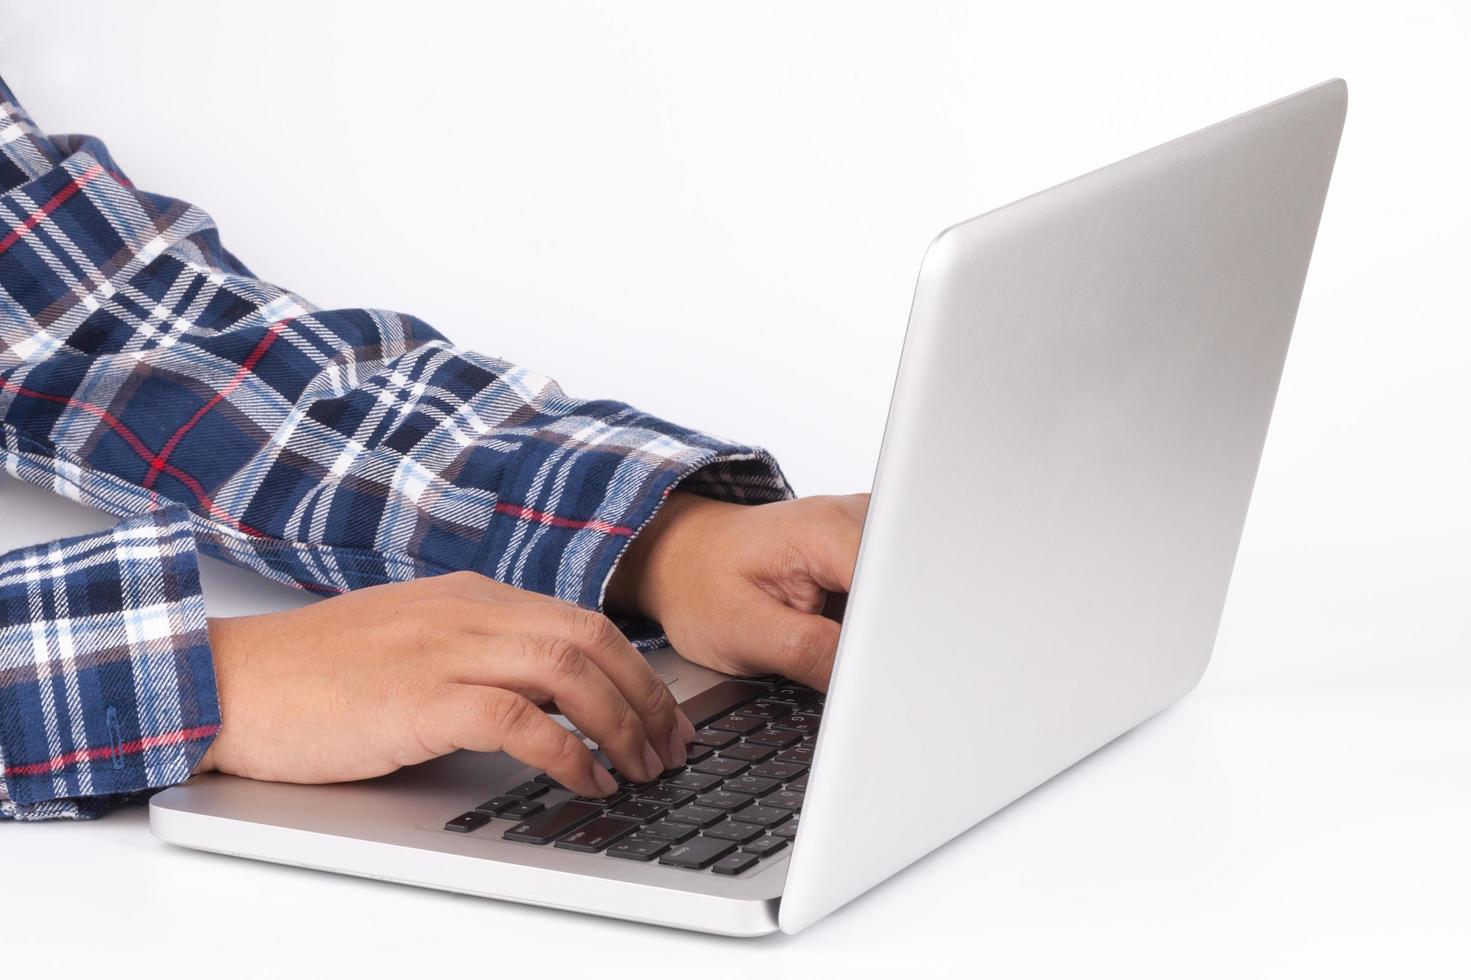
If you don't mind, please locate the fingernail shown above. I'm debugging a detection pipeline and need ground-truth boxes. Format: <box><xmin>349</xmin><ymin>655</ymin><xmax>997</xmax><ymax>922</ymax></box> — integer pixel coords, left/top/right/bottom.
<box><xmin>665</xmin><ymin>727</ymin><xmax>688</xmax><ymax>768</ymax></box>
<box><xmin>592</xmin><ymin>765</ymin><xmax>619</xmax><ymax>796</ymax></box>
<box><xmin>641</xmin><ymin>741</ymin><xmax>663</xmax><ymax>780</ymax></box>
<box><xmin>676</xmin><ymin>710</ymin><xmax>696</xmax><ymax>742</ymax></box>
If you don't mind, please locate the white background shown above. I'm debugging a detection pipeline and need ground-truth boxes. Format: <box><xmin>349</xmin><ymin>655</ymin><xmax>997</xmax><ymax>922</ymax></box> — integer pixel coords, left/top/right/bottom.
<box><xmin>1</xmin><ymin>1</ymin><xmax>1467</xmax><ymax>976</ymax></box>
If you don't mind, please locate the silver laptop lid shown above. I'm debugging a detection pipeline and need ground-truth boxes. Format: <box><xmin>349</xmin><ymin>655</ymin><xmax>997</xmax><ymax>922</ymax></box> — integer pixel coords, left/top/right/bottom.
<box><xmin>779</xmin><ymin>81</ymin><xmax>1347</xmax><ymax>933</ymax></box>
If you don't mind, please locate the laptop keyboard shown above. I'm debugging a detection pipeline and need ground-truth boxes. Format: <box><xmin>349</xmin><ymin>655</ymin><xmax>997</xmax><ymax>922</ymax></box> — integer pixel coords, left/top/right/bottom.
<box><xmin>443</xmin><ymin>677</ymin><xmax>819</xmax><ymax>877</ymax></box>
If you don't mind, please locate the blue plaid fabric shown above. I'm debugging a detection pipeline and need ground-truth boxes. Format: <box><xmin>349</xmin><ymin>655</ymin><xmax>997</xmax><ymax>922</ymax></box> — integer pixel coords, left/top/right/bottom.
<box><xmin>0</xmin><ymin>77</ymin><xmax>790</xmax><ymax>819</ymax></box>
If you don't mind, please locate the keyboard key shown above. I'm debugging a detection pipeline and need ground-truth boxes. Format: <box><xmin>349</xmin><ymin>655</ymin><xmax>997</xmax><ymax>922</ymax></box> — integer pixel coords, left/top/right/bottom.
<box><xmin>744</xmin><ymin>728</ymin><xmax>802</xmax><ymax>749</ymax></box>
<box><xmin>663</xmin><ymin>771</ymin><xmax>723</xmax><ymax>793</ymax></box>
<box><xmin>504</xmin><ymin>781</ymin><xmax>549</xmax><ymax>799</ymax></box>
<box><xmin>774</xmin><ymin>745</ymin><xmax>815</xmax><ymax>766</ymax></box>
<box><xmin>679</xmin><ymin>679</ymin><xmax>768</xmax><ymax>728</ymax></box>
<box><xmin>607</xmin><ymin>800</ymin><xmax>668</xmax><ymax>823</ymax></box>
<box><xmin>774</xmin><ymin>817</ymin><xmax>800</xmax><ymax>838</ymax></box>
<box><xmin>503</xmin><ymin>801</ymin><xmax>603</xmax><ymax>845</ymax></box>
<box><xmin>710</xmin><ymin>713</ymin><xmax>764</xmax><ymax>735</ymax></box>
<box><xmin>704</xmin><ymin>821</ymin><xmax>765</xmax><ymax>844</ymax></box>
<box><xmin>763</xmin><ymin>790</ymin><xmax>804</xmax><ymax>811</ymax></box>
<box><xmin>533</xmin><ymin>772</ymin><xmax>563</xmax><ymax>788</ymax></box>
<box><xmin>743</xmin><ymin>701</ymin><xmax>793</xmax><ymax>721</ymax></box>
<box><xmin>697</xmin><ymin>790</ymin><xmax>755</xmax><ymax>812</ymax></box>
<box><xmin>666</xmin><ymin>804</ymin><xmax>725</xmax><ymax>828</ymax></box>
<box><xmin>640</xmin><ymin>820</ymin><xmax>698</xmax><ymax>843</ymax></box>
<box><xmin>722</xmin><ymin>775</ymin><xmax>780</xmax><ymax>797</ymax></box>
<box><xmin>475</xmin><ymin>795</ymin><xmax>518</xmax><ymax>814</ymax></box>
<box><xmin>605</xmin><ymin>837</ymin><xmax>671</xmax><ymax>862</ymax></box>
<box><xmin>692</xmin><ymin>757</ymin><xmax>749</xmax><ymax>778</ymax></box>
<box><xmin>786</xmin><ymin>774</ymin><xmax>809</xmax><ymax>793</ymax></box>
<box><xmin>690</xmin><ymin>728</ymin><xmax>739</xmax><ymax>749</ymax></box>
<box><xmin>719</xmin><ymin>742</ymin><xmax>776</xmax><ymax>763</ymax></box>
<box><xmin>685</xmin><ymin>745</ymin><xmax>716</xmax><ymax>765</ymax></box>
<box><xmin>638</xmin><ymin>786</ymin><xmax>697</xmax><ymax>808</ymax></box>
<box><xmin>735</xmin><ymin>805</ymin><xmax>791</xmax><ymax>828</ymax></box>
<box><xmin>572</xmin><ymin>791</ymin><xmax>631</xmax><ymax>808</ymax></box>
<box><xmin>444</xmin><ymin>811</ymin><xmax>492</xmax><ymax>833</ymax></box>
<box><xmin>743</xmin><ymin>835</ymin><xmax>789</xmax><ymax>858</ymax></box>
<box><xmin>554</xmin><ymin>815</ymin><xmax>641</xmax><ymax>853</ymax></box>
<box><xmin>769</xmin><ymin>712</ymin><xmax>821</xmax><ymax>736</ymax></box>
<box><xmin>749</xmin><ymin>761</ymin><xmax>807</xmax><ymax>781</ymax></box>
<box><xmin>502</xmin><ymin>799</ymin><xmax>545</xmax><ymax>818</ymax></box>
<box><xmin>711</xmin><ymin>852</ymin><xmax>760</xmax><ymax>876</ymax></box>
<box><xmin>659</xmin><ymin>837</ymin><xmax>737</xmax><ymax>870</ymax></box>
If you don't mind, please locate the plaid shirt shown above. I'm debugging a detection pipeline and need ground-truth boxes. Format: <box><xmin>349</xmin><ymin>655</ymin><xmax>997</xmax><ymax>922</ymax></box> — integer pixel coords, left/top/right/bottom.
<box><xmin>0</xmin><ymin>77</ymin><xmax>790</xmax><ymax>821</ymax></box>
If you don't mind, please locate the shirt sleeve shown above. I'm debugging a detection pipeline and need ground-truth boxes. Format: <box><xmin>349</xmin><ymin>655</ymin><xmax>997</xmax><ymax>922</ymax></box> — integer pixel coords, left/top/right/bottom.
<box><xmin>0</xmin><ymin>77</ymin><xmax>792</xmax><ymax>818</ymax></box>
<box><xmin>0</xmin><ymin>505</ymin><xmax>218</xmax><ymax>820</ymax></box>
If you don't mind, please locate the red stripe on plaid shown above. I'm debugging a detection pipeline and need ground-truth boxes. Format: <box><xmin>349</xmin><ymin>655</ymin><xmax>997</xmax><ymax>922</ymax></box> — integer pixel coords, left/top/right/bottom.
<box><xmin>1</xmin><ymin>723</ymin><xmax>221</xmax><ymax>777</ymax></box>
<box><xmin>0</xmin><ymin>162</ymin><xmax>104</xmax><ymax>256</ymax></box>
<box><xmin>143</xmin><ymin>321</ymin><xmax>285</xmax><ymax>490</ymax></box>
<box><xmin>0</xmin><ymin>377</ymin><xmax>266</xmax><ymax>537</ymax></box>
<box><xmin>494</xmin><ymin>501</ymin><xmax>634</xmax><ymax>536</ymax></box>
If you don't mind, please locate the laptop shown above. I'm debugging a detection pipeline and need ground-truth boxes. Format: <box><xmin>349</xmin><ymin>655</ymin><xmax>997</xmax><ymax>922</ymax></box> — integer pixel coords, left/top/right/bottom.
<box><xmin>149</xmin><ymin>79</ymin><xmax>1347</xmax><ymax>936</ymax></box>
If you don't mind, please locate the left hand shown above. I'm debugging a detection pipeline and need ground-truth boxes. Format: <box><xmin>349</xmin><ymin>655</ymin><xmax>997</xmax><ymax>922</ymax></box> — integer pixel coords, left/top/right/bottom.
<box><xmin>607</xmin><ymin>492</ymin><xmax>869</xmax><ymax>690</ymax></box>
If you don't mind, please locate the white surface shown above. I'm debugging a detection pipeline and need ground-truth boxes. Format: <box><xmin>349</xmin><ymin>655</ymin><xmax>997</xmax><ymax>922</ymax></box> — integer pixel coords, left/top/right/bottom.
<box><xmin>0</xmin><ymin>0</ymin><xmax>1467</xmax><ymax>976</ymax></box>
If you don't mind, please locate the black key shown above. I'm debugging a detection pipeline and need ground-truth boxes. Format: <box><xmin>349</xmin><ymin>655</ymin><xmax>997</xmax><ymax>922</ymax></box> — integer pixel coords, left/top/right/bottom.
<box><xmin>704</xmin><ymin>821</ymin><xmax>765</xmax><ymax>844</ymax></box>
<box><xmin>663</xmin><ymin>770</ymin><xmax>723</xmax><ymax>793</ymax></box>
<box><xmin>533</xmin><ymin>772</ymin><xmax>564</xmax><ymax>788</ymax></box>
<box><xmin>638</xmin><ymin>786</ymin><xmax>697</xmax><ymax>808</ymax></box>
<box><xmin>774</xmin><ymin>745</ymin><xmax>815</xmax><ymax>766</ymax></box>
<box><xmin>744</xmin><ymin>728</ymin><xmax>802</xmax><ymax>749</ymax></box>
<box><xmin>503</xmin><ymin>801</ymin><xmax>604</xmax><ymax>844</ymax></box>
<box><xmin>607</xmin><ymin>800</ymin><xmax>667</xmax><ymax>823</ymax></box>
<box><xmin>774</xmin><ymin>685</ymin><xmax>819</xmax><ymax>704</ymax></box>
<box><xmin>504</xmin><ymin>781</ymin><xmax>549</xmax><ymax>799</ymax></box>
<box><xmin>763</xmin><ymin>790</ymin><xmax>804</xmax><ymax>811</ymax></box>
<box><xmin>743</xmin><ymin>835</ymin><xmax>789</xmax><ymax>857</ymax></box>
<box><xmin>640</xmin><ymin>819</ymin><xmax>698</xmax><ymax>843</ymax></box>
<box><xmin>710</xmin><ymin>713</ymin><xmax>764</xmax><ymax>735</ymax></box>
<box><xmin>502</xmin><ymin>799</ymin><xmax>545</xmax><ymax>819</ymax></box>
<box><xmin>743</xmin><ymin>700</ymin><xmax>793</xmax><ymax>721</ymax></box>
<box><xmin>659</xmin><ymin>836</ymin><xmax>737</xmax><ymax>870</ymax></box>
<box><xmin>609</xmin><ymin>772</ymin><xmax>660</xmax><ymax>793</ymax></box>
<box><xmin>723</xmin><ymin>775</ymin><xmax>780</xmax><ymax>797</ymax></box>
<box><xmin>769</xmin><ymin>712</ymin><xmax>821</xmax><ymax>736</ymax></box>
<box><xmin>685</xmin><ymin>745</ymin><xmax>716</xmax><ymax>765</ymax></box>
<box><xmin>605</xmin><ymin>837</ymin><xmax>671</xmax><ymax>862</ymax></box>
<box><xmin>736</xmin><ymin>805</ymin><xmax>791</xmax><ymax>828</ymax></box>
<box><xmin>697</xmin><ymin>790</ymin><xmax>755</xmax><ymax>812</ymax></box>
<box><xmin>572</xmin><ymin>791</ymin><xmax>631</xmax><ymax>808</ymax></box>
<box><xmin>690</xmin><ymin>728</ymin><xmax>739</xmax><ymax>749</ymax></box>
<box><xmin>719</xmin><ymin>742</ymin><xmax>776</xmax><ymax>763</ymax></box>
<box><xmin>554</xmin><ymin>815</ymin><xmax>641</xmax><ymax>853</ymax></box>
<box><xmin>678</xmin><ymin>679</ymin><xmax>769</xmax><ymax>728</ymax></box>
<box><xmin>711</xmin><ymin>852</ymin><xmax>760</xmax><ymax>876</ymax></box>
<box><xmin>786</xmin><ymin>774</ymin><xmax>809</xmax><ymax>793</ymax></box>
<box><xmin>749</xmin><ymin>761</ymin><xmax>807</xmax><ymax>781</ymax></box>
<box><xmin>475</xmin><ymin>795</ymin><xmax>518</xmax><ymax>814</ymax></box>
<box><xmin>665</xmin><ymin>804</ymin><xmax>725</xmax><ymax>828</ymax></box>
<box><xmin>774</xmin><ymin>817</ymin><xmax>800</xmax><ymax>838</ymax></box>
<box><xmin>692</xmin><ymin>757</ymin><xmax>749</xmax><ymax>778</ymax></box>
<box><xmin>444</xmin><ymin>811</ymin><xmax>492</xmax><ymax>833</ymax></box>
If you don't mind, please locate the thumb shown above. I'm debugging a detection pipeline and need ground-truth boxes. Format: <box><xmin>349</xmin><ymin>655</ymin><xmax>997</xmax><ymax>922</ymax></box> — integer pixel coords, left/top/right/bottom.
<box><xmin>743</xmin><ymin>597</ymin><xmax>842</xmax><ymax>691</ymax></box>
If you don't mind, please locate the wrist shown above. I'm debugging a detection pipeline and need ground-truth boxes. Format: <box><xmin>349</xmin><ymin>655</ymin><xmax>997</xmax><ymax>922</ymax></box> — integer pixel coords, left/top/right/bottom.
<box><xmin>607</xmin><ymin>491</ymin><xmax>730</xmax><ymax>622</ymax></box>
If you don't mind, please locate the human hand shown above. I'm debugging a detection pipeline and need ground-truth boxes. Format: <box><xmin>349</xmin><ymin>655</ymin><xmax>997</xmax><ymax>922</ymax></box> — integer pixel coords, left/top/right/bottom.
<box><xmin>196</xmin><ymin>572</ymin><xmax>694</xmax><ymax>795</ymax></box>
<box><xmin>607</xmin><ymin>492</ymin><xmax>869</xmax><ymax>690</ymax></box>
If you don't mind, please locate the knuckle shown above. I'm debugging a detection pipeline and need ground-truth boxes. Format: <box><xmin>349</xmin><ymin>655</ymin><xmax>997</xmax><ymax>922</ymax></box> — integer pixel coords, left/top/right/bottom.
<box><xmin>486</xmin><ymin>691</ymin><xmax>536</xmax><ymax>733</ymax></box>
<box><xmin>566</xmin><ymin>606</ymin><xmax>623</xmax><ymax>652</ymax></box>
<box><xmin>536</xmin><ymin>636</ymin><xmax>587</xmax><ymax>683</ymax></box>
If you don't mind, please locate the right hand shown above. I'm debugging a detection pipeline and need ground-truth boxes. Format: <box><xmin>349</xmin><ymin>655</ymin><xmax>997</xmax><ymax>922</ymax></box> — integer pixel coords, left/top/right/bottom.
<box><xmin>195</xmin><ymin>571</ymin><xmax>696</xmax><ymax>797</ymax></box>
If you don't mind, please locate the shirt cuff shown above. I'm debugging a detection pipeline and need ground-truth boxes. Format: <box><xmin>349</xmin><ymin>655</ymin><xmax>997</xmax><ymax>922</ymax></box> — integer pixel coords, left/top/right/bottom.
<box><xmin>0</xmin><ymin>505</ymin><xmax>220</xmax><ymax>817</ymax></box>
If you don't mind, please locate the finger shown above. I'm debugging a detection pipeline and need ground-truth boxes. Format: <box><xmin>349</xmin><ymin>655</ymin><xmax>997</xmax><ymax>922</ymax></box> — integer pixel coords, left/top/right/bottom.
<box><xmin>451</xmin><ymin>600</ymin><xmax>691</xmax><ymax>771</ymax></box>
<box><xmin>795</xmin><ymin>498</ymin><xmax>867</xmax><ymax>594</ymax></box>
<box><xmin>430</xmin><ymin>684</ymin><xmax>618</xmax><ymax>797</ymax></box>
<box><xmin>742</xmin><ymin>594</ymin><xmax>843</xmax><ymax>691</ymax></box>
<box><xmin>448</xmin><ymin>633</ymin><xmax>666</xmax><ymax>782</ymax></box>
